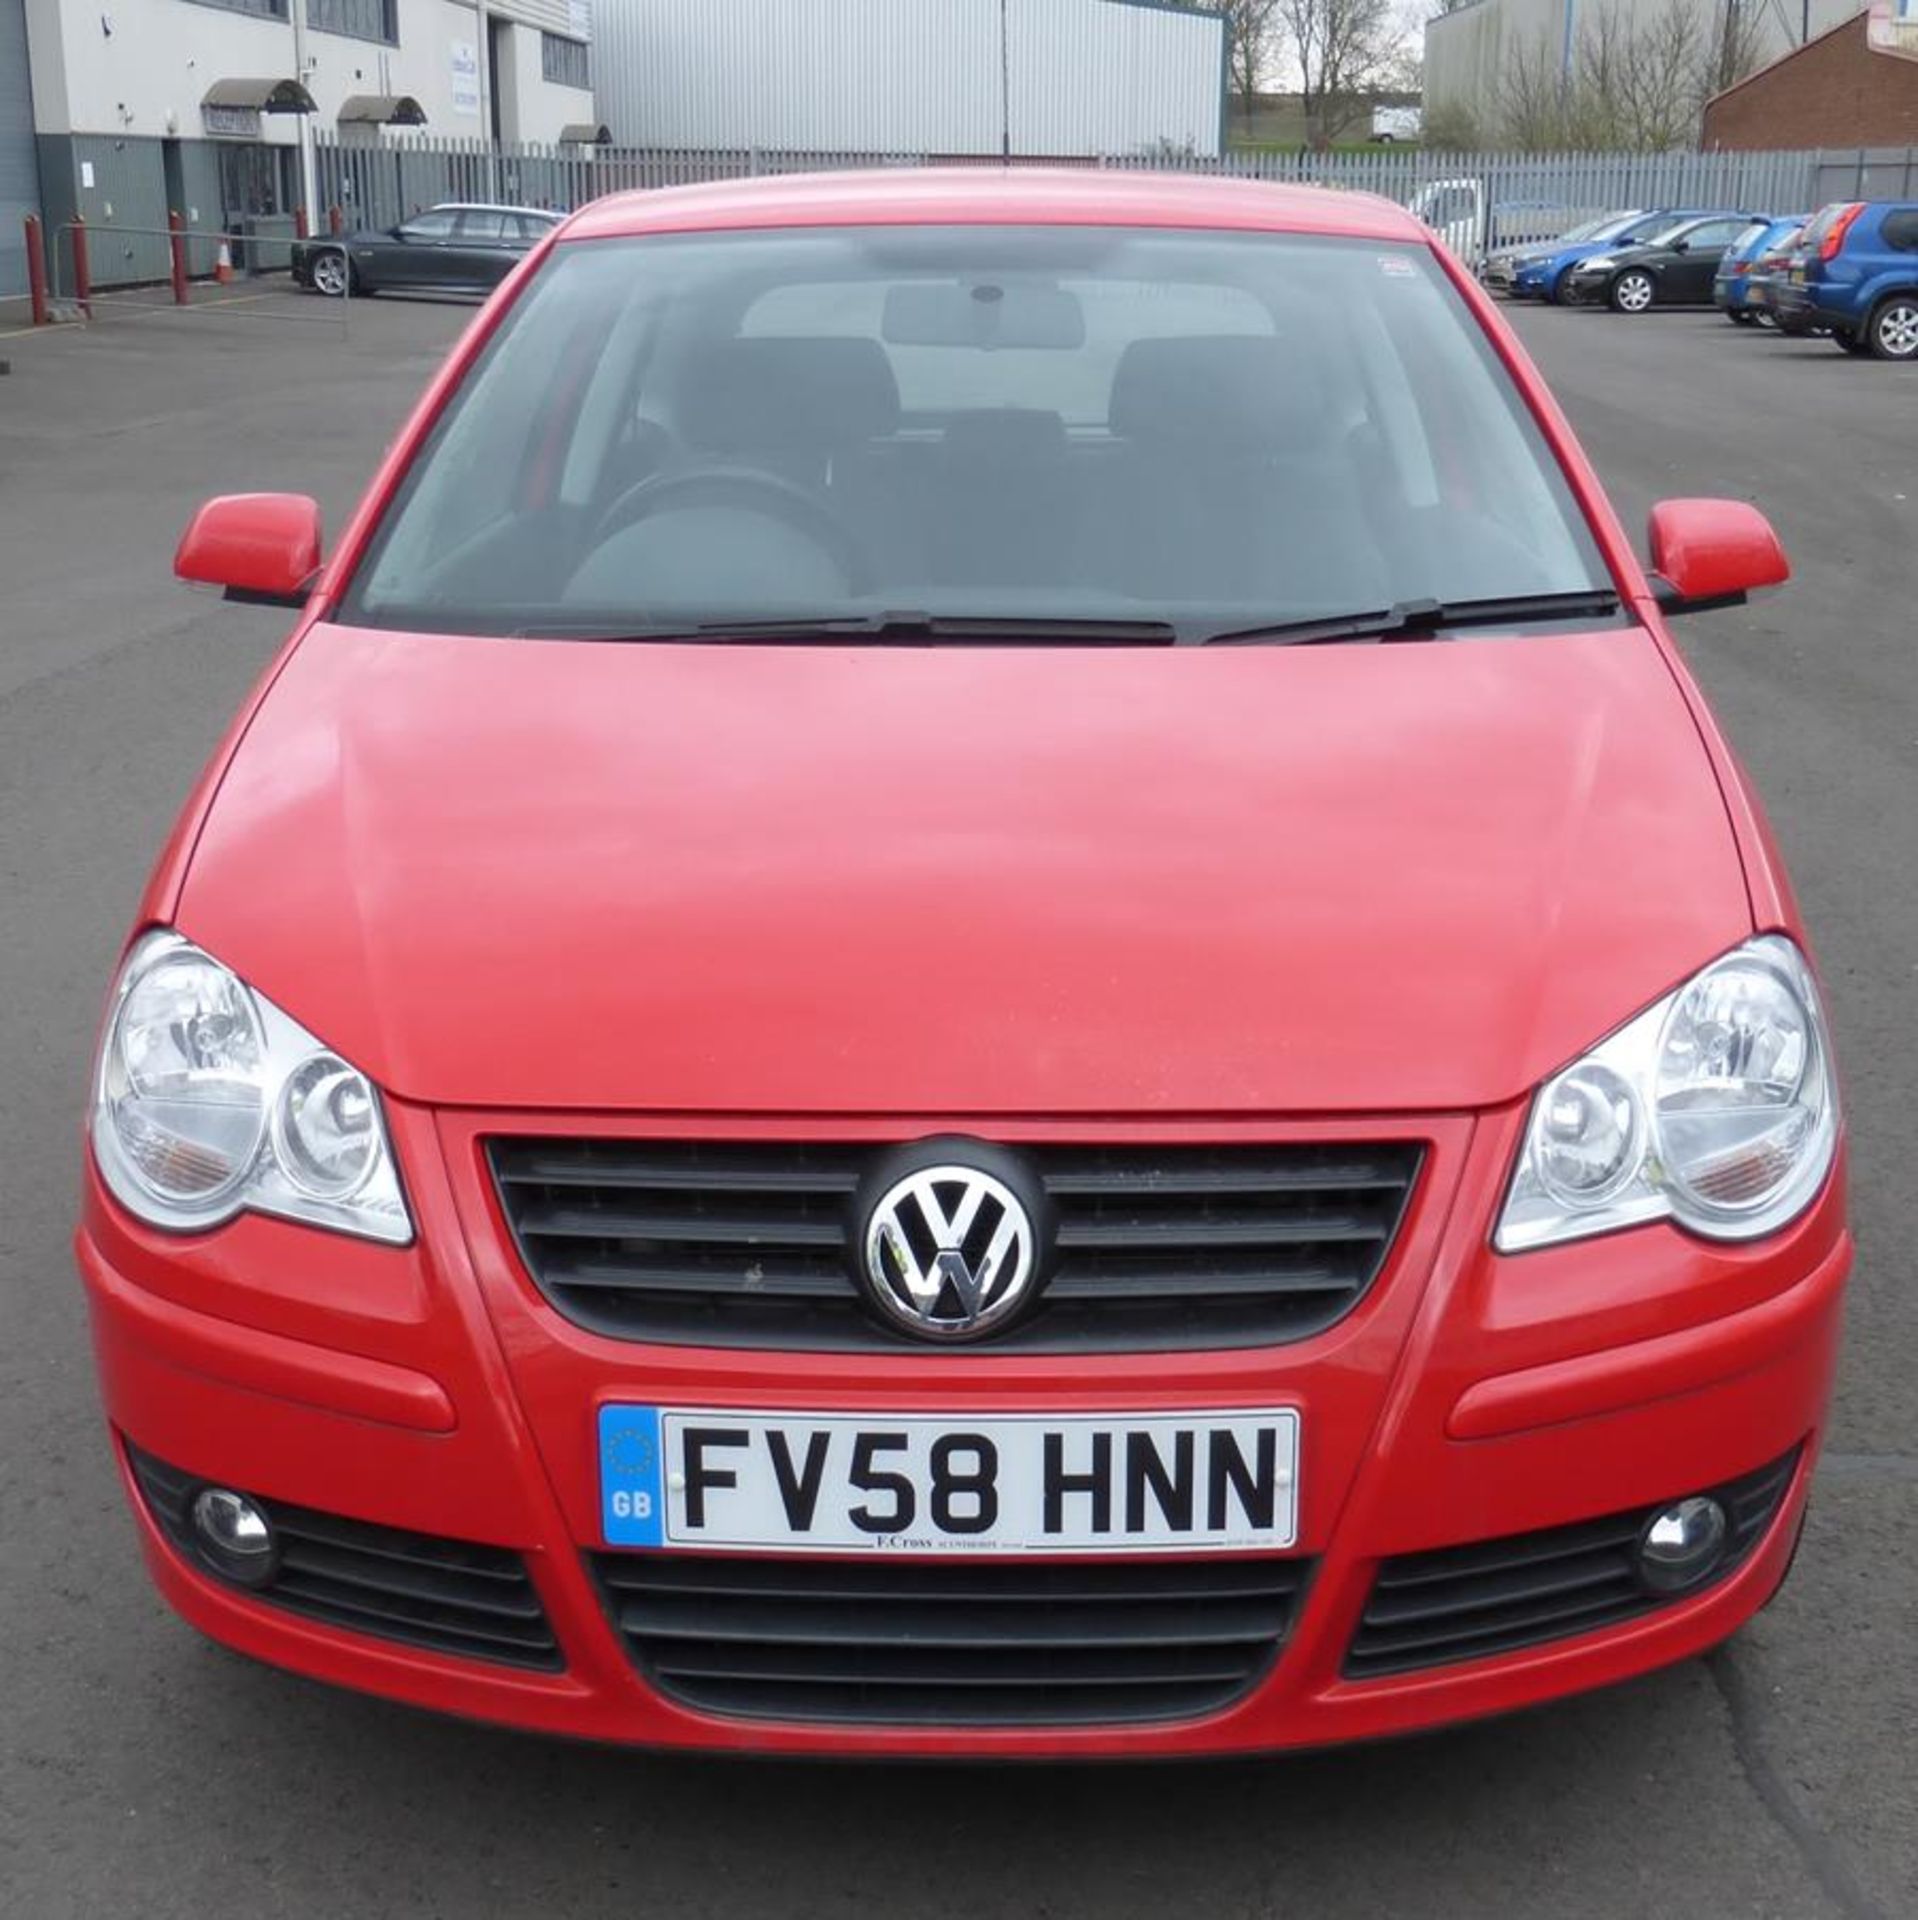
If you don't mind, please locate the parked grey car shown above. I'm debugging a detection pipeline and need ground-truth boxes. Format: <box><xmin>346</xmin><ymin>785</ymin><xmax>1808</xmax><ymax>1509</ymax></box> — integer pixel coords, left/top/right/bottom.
<box><xmin>292</xmin><ymin>204</ymin><xmax>561</xmax><ymax>297</ymax></box>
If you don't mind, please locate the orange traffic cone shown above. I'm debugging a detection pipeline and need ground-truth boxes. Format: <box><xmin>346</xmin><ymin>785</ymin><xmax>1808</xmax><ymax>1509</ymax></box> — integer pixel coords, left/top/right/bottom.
<box><xmin>215</xmin><ymin>240</ymin><xmax>234</xmax><ymax>285</ymax></box>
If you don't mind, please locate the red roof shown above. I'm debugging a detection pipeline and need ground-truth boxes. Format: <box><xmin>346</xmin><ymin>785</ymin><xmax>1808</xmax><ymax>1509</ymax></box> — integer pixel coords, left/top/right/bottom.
<box><xmin>560</xmin><ymin>166</ymin><xmax>1424</xmax><ymax>244</ymax></box>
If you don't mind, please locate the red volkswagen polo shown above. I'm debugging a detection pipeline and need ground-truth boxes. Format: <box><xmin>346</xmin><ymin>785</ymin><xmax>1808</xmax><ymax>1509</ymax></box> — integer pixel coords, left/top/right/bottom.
<box><xmin>78</xmin><ymin>170</ymin><xmax>1849</xmax><ymax>1757</ymax></box>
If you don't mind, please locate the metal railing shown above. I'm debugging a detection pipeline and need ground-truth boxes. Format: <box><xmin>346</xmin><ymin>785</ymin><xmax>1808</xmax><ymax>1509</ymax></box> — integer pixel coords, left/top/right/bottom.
<box><xmin>307</xmin><ymin>131</ymin><xmax>1895</xmax><ymax>240</ymax></box>
<box><xmin>46</xmin><ymin>217</ymin><xmax>350</xmax><ymax>330</ymax></box>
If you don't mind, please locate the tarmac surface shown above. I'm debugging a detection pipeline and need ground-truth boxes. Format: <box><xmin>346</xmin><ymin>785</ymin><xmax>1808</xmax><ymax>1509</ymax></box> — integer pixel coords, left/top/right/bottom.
<box><xmin>0</xmin><ymin>287</ymin><xmax>1912</xmax><ymax>1919</ymax></box>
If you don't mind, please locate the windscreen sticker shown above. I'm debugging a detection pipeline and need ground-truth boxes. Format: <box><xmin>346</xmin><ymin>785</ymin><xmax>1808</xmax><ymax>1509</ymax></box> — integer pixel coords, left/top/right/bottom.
<box><xmin>1379</xmin><ymin>255</ymin><xmax>1417</xmax><ymax>277</ymax></box>
<box><xmin>599</xmin><ymin>1403</ymin><xmax>665</xmax><ymax>1546</ymax></box>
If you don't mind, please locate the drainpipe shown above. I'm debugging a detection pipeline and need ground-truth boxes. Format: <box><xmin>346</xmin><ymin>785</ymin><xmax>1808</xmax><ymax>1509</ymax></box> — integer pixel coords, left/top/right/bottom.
<box><xmin>1560</xmin><ymin>0</ymin><xmax>1577</xmax><ymax>81</ymax></box>
<box><xmin>474</xmin><ymin>1</ymin><xmax>499</xmax><ymax>198</ymax></box>
<box><xmin>290</xmin><ymin>0</ymin><xmax>318</xmax><ymax>231</ymax></box>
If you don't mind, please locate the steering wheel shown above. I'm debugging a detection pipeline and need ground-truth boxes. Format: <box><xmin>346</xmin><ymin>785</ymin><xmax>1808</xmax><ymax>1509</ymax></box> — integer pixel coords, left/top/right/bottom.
<box><xmin>589</xmin><ymin>464</ymin><xmax>871</xmax><ymax>594</ymax></box>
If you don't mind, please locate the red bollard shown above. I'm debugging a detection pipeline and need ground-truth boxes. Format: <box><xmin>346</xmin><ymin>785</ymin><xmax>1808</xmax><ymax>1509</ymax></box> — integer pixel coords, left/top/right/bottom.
<box><xmin>168</xmin><ymin>209</ymin><xmax>189</xmax><ymax>305</ymax></box>
<box><xmin>294</xmin><ymin>206</ymin><xmax>310</xmax><ymax>240</ymax></box>
<box><xmin>70</xmin><ymin>214</ymin><xmax>91</xmax><ymax>318</ymax></box>
<box><xmin>24</xmin><ymin>213</ymin><xmax>49</xmax><ymax>325</ymax></box>
<box><xmin>328</xmin><ymin>205</ymin><xmax>343</xmax><ymax>235</ymax></box>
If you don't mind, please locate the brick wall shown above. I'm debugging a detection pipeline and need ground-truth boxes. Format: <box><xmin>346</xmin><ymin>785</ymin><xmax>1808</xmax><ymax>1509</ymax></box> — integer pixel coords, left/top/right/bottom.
<box><xmin>1706</xmin><ymin>16</ymin><xmax>1918</xmax><ymax>149</ymax></box>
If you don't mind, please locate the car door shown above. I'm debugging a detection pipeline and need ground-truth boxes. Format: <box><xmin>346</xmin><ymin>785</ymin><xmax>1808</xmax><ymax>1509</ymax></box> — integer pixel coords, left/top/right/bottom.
<box><xmin>380</xmin><ymin>208</ymin><xmax>460</xmax><ymax>289</ymax></box>
<box><xmin>450</xmin><ymin>209</ymin><xmax>520</xmax><ymax>288</ymax></box>
<box><xmin>1669</xmin><ymin>220</ymin><xmax>1746</xmax><ymax>301</ymax></box>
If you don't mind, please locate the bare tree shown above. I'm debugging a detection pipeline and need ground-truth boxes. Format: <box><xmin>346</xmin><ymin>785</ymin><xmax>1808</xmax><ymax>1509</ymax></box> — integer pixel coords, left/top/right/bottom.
<box><xmin>1490</xmin><ymin>0</ymin><xmax>1766</xmax><ymax>153</ymax></box>
<box><xmin>1273</xmin><ymin>0</ymin><xmax>1402</xmax><ymax>148</ymax></box>
<box><xmin>1706</xmin><ymin>0</ymin><xmax>1770</xmax><ymax>101</ymax></box>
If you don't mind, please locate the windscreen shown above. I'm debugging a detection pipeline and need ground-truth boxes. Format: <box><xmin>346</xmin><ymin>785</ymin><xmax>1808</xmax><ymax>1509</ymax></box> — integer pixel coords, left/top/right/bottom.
<box><xmin>345</xmin><ymin>225</ymin><xmax>1609</xmax><ymax>639</ymax></box>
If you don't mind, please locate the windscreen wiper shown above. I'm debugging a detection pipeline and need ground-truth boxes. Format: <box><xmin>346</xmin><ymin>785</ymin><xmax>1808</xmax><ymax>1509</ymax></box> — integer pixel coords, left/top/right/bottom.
<box><xmin>1193</xmin><ymin>590</ymin><xmax>1623</xmax><ymax>648</ymax></box>
<box><xmin>513</xmin><ymin>613</ymin><xmax>1181</xmax><ymax>645</ymax></box>
<box><xmin>690</xmin><ymin>612</ymin><xmax>1182</xmax><ymax>645</ymax></box>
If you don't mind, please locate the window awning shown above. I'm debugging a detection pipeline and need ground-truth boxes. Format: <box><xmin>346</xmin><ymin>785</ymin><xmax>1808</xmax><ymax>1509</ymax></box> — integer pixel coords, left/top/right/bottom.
<box><xmin>559</xmin><ymin>123</ymin><xmax>613</xmax><ymax>145</ymax></box>
<box><xmin>338</xmin><ymin>95</ymin><xmax>429</xmax><ymax>128</ymax></box>
<box><xmin>201</xmin><ymin>78</ymin><xmax>318</xmax><ymax>115</ymax></box>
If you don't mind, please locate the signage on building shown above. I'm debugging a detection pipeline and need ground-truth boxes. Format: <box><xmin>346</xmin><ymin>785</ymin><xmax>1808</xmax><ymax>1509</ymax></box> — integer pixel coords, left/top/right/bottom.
<box><xmin>202</xmin><ymin>104</ymin><xmax>264</xmax><ymax>139</ymax></box>
<box><xmin>451</xmin><ymin>40</ymin><xmax>481</xmax><ymax>117</ymax></box>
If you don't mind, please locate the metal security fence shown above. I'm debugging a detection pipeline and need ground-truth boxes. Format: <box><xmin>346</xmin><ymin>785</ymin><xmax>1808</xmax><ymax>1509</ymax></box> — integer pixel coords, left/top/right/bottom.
<box><xmin>314</xmin><ymin>136</ymin><xmax>1918</xmax><ymax>248</ymax></box>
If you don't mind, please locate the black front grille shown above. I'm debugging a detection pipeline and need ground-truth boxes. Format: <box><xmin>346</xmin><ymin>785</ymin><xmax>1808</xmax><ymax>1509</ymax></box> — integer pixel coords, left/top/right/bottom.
<box><xmin>1344</xmin><ymin>1447</ymin><xmax>1801</xmax><ymax>1680</ymax></box>
<box><xmin>128</xmin><ymin>1444</ymin><xmax>563</xmax><ymax>1672</ymax></box>
<box><xmin>490</xmin><ymin>1138</ymin><xmax>1422</xmax><ymax>1351</ymax></box>
<box><xmin>590</xmin><ymin>1551</ymin><xmax>1312</xmax><ymax>1726</ymax></box>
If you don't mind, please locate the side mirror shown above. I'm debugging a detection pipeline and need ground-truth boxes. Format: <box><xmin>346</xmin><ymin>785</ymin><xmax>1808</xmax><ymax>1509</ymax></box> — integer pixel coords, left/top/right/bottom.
<box><xmin>1648</xmin><ymin>498</ymin><xmax>1789</xmax><ymax>614</ymax></box>
<box><xmin>175</xmin><ymin>493</ymin><xmax>323</xmax><ymax>608</ymax></box>
<box><xmin>1669</xmin><ymin>237</ymin><xmax>1690</xmax><ymax>254</ymax></box>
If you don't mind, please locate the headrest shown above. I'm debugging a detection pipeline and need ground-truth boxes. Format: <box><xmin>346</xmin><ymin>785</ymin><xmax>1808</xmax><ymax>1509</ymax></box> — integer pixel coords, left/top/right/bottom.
<box><xmin>678</xmin><ymin>336</ymin><xmax>901</xmax><ymax>453</ymax></box>
<box><xmin>1108</xmin><ymin>335</ymin><xmax>1328</xmax><ymax>450</ymax></box>
<box><xmin>941</xmin><ymin>408</ymin><xmax>1068</xmax><ymax>465</ymax></box>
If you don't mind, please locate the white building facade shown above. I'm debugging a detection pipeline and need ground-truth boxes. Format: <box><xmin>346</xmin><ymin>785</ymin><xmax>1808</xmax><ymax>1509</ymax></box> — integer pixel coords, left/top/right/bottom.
<box><xmin>17</xmin><ymin>0</ymin><xmax>598</xmax><ymax>288</ymax></box>
<box><xmin>591</xmin><ymin>0</ymin><xmax>1228</xmax><ymax>158</ymax></box>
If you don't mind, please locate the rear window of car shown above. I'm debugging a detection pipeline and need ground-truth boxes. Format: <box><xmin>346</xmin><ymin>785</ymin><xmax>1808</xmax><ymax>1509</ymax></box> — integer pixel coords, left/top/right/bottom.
<box><xmin>1799</xmin><ymin>204</ymin><xmax>1855</xmax><ymax>250</ymax></box>
<box><xmin>343</xmin><ymin>224</ymin><xmax>1610</xmax><ymax>640</ymax></box>
<box><xmin>1882</xmin><ymin>208</ymin><xmax>1918</xmax><ymax>251</ymax></box>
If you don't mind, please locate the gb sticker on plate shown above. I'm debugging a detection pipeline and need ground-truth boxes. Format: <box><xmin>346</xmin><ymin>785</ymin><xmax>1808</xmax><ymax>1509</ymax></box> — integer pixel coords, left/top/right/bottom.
<box><xmin>599</xmin><ymin>1404</ymin><xmax>665</xmax><ymax>1546</ymax></box>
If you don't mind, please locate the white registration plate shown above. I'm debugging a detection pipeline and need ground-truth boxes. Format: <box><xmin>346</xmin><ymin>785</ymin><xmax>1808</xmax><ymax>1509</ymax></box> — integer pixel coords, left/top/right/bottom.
<box><xmin>598</xmin><ymin>1406</ymin><xmax>1300</xmax><ymax>1554</ymax></box>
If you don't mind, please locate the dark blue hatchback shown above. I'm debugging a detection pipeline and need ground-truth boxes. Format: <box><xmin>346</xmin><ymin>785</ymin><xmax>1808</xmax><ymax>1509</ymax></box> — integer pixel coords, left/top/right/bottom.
<box><xmin>1714</xmin><ymin>217</ymin><xmax>1808</xmax><ymax>325</ymax></box>
<box><xmin>1771</xmin><ymin>201</ymin><xmax>1918</xmax><ymax>359</ymax></box>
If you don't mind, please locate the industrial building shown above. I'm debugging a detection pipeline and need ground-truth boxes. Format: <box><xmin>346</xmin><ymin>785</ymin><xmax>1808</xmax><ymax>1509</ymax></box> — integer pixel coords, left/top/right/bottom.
<box><xmin>4</xmin><ymin>0</ymin><xmax>599</xmax><ymax>297</ymax></box>
<box><xmin>1424</xmin><ymin>0</ymin><xmax>1865</xmax><ymax>132</ymax></box>
<box><xmin>591</xmin><ymin>0</ymin><xmax>1228</xmax><ymax>158</ymax></box>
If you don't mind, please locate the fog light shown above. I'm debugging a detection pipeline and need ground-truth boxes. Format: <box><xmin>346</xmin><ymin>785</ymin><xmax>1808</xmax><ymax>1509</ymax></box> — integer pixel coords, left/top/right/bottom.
<box><xmin>190</xmin><ymin>1486</ymin><xmax>278</xmax><ymax>1588</ymax></box>
<box><xmin>1637</xmin><ymin>1495</ymin><xmax>1729</xmax><ymax>1594</ymax></box>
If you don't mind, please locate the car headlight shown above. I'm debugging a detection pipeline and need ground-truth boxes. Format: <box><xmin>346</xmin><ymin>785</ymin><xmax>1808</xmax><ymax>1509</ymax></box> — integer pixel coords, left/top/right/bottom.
<box><xmin>91</xmin><ymin>930</ymin><xmax>411</xmax><ymax>1244</ymax></box>
<box><xmin>1497</xmin><ymin>936</ymin><xmax>1837</xmax><ymax>1253</ymax></box>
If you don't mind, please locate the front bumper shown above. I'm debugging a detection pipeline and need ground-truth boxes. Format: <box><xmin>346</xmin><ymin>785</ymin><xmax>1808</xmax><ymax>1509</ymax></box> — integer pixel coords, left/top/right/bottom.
<box><xmin>77</xmin><ymin>1101</ymin><xmax>1849</xmax><ymax>1757</ymax></box>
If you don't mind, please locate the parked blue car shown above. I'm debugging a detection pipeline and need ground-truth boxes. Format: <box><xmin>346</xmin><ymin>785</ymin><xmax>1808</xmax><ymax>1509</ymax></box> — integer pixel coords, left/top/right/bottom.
<box><xmin>1501</xmin><ymin>211</ymin><xmax>1655</xmax><ymax>302</ymax></box>
<box><xmin>1771</xmin><ymin>200</ymin><xmax>1918</xmax><ymax>360</ymax></box>
<box><xmin>1714</xmin><ymin>216</ymin><xmax>1810</xmax><ymax>325</ymax></box>
<box><xmin>1508</xmin><ymin>210</ymin><xmax>1735</xmax><ymax>304</ymax></box>
<box><xmin>1481</xmin><ymin>211</ymin><xmax>1645</xmax><ymax>296</ymax></box>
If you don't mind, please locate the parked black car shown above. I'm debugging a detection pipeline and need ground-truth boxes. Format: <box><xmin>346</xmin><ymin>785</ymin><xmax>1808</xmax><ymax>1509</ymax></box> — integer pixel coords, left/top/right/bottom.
<box><xmin>292</xmin><ymin>204</ymin><xmax>562</xmax><ymax>297</ymax></box>
<box><xmin>1563</xmin><ymin>213</ymin><xmax>1763</xmax><ymax>313</ymax></box>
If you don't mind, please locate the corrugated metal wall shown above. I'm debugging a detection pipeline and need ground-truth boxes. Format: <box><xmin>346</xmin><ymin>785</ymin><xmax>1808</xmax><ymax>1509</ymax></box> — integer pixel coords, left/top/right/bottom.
<box><xmin>0</xmin><ymin>0</ymin><xmax>40</xmax><ymax>298</ymax></box>
<box><xmin>592</xmin><ymin>0</ymin><xmax>1225</xmax><ymax>157</ymax></box>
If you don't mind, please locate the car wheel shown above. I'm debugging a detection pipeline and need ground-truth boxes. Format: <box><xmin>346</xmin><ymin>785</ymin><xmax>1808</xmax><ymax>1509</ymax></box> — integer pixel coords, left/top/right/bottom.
<box><xmin>1609</xmin><ymin>270</ymin><xmax>1656</xmax><ymax>314</ymax></box>
<box><xmin>310</xmin><ymin>250</ymin><xmax>352</xmax><ymax>298</ymax></box>
<box><xmin>1727</xmin><ymin>309</ymin><xmax>1758</xmax><ymax>327</ymax></box>
<box><xmin>1866</xmin><ymin>293</ymin><xmax>1918</xmax><ymax>361</ymax></box>
<box><xmin>1550</xmin><ymin>266</ymin><xmax>1575</xmax><ymax>304</ymax></box>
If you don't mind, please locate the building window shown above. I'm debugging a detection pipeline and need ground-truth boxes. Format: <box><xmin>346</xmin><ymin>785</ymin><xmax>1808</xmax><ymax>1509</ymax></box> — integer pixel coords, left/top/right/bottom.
<box><xmin>307</xmin><ymin>0</ymin><xmax>398</xmax><ymax>44</ymax></box>
<box><xmin>185</xmin><ymin>0</ymin><xmax>290</xmax><ymax>19</ymax></box>
<box><xmin>541</xmin><ymin>33</ymin><xmax>591</xmax><ymax>90</ymax></box>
